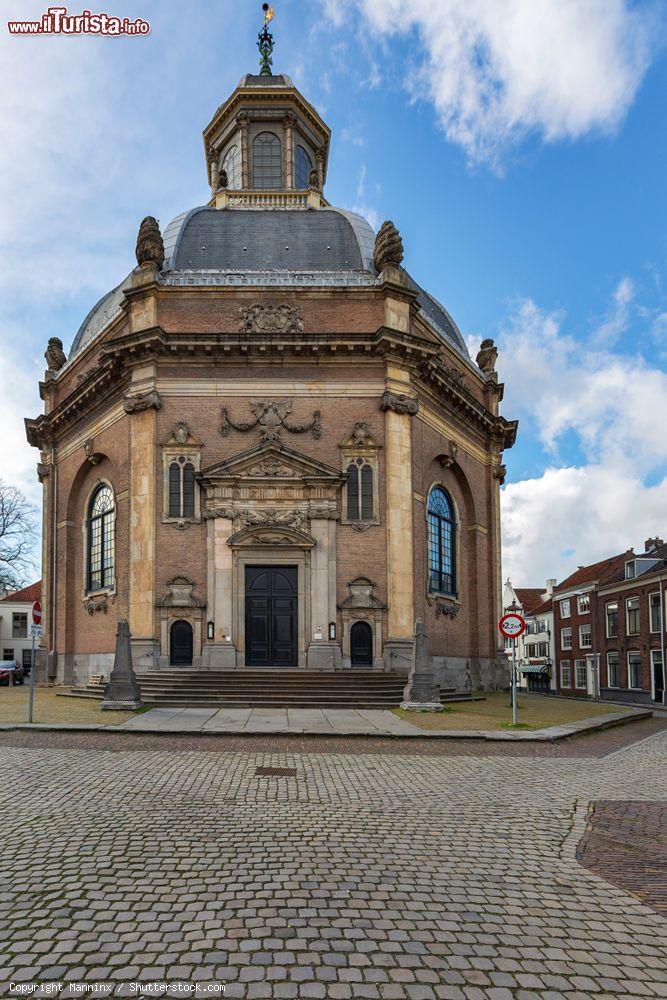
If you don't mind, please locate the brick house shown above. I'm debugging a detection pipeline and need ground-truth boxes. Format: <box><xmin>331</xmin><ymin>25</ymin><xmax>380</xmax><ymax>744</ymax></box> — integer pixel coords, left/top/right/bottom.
<box><xmin>24</xmin><ymin>59</ymin><xmax>516</xmax><ymax>689</ymax></box>
<box><xmin>553</xmin><ymin>551</ymin><xmax>631</xmax><ymax>698</ymax></box>
<box><xmin>0</xmin><ymin>581</ymin><xmax>42</xmax><ymax>670</ymax></box>
<box><xmin>596</xmin><ymin>538</ymin><xmax>666</xmax><ymax>705</ymax></box>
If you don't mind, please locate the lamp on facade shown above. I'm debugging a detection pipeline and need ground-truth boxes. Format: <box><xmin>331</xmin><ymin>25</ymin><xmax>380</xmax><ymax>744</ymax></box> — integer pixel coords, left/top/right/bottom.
<box><xmin>328</xmin><ymin>621</ymin><xmax>336</xmax><ymax>641</ymax></box>
<box><xmin>207</xmin><ymin>620</ymin><xmax>214</xmax><ymax>640</ymax></box>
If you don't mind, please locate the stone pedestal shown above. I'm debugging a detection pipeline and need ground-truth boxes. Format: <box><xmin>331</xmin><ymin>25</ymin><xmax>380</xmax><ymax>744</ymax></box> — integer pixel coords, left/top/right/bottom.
<box><xmin>400</xmin><ymin>620</ymin><xmax>442</xmax><ymax>712</ymax></box>
<box><xmin>201</xmin><ymin>641</ymin><xmax>237</xmax><ymax>669</ymax></box>
<box><xmin>307</xmin><ymin>641</ymin><xmax>342</xmax><ymax>670</ymax></box>
<box><xmin>101</xmin><ymin>620</ymin><xmax>143</xmax><ymax>711</ymax></box>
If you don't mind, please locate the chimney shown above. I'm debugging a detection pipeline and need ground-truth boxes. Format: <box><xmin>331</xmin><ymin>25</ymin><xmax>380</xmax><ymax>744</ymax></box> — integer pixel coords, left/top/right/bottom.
<box><xmin>645</xmin><ymin>536</ymin><xmax>664</xmax><ymax>554</ymax></box>
<box><xmin>544</xmin><ymin>579</ymin><xmax>556</xmax><ymax>598</ymax></box>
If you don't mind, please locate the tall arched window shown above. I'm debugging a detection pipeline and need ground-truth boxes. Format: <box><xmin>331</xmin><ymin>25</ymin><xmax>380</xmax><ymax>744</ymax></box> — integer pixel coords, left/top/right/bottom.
<box><xmin>253</xmin><ymin>132</ymin><xmax>282</xmax><ymax>189</ymax></box>
<box><xmin>221</xmin><ymin>144</ymin><xmax>241</xmax><ymax>190</ymax></box>
<box><xmin>346</xmin><ymin>458</ymin><xmax>374</xmax><ymax>523</ymax></box>
<box><xmin>168</xmin><ymin>457</ymin><xmax>195</xmax><ymax>519</ymax></box>
<box><xmin>88</xmin><ymin>484</ymin><xmax>115</xmax><ymax>592</ymax></box>
<box><xmin>295</xmin><ymin>145</ymin><xmax>312</xmax><ymax>189</ymax></box>
<box><xmin>427</xmin><ymin>486</ymin><xmax>455</xmax><ymax>595</ymax></box>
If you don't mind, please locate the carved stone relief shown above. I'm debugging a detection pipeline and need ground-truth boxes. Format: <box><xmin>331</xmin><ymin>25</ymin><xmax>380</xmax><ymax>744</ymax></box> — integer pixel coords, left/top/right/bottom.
<box><xmin>44</xmin><ymin>337</ymin><xmax>66</xmax><ymax>374</ymax></box>
<box><xmin>380</xmin><ymin>390</ymin><xmax>419</xmax><ymax>416</ymax></box>
<box><xmin>220</xmin><ymin>399</ymin><xmax>321</xmax><ymax>443</ymax></box>
<box><xmin>239</xmin><ymin>304</ymin><xmax>303</xmax><ymax>335</ymax></box>
<box><xmin>123</xmin><ymin>389</ymin><xmax>162</xmax><ymax>414</ymax></box>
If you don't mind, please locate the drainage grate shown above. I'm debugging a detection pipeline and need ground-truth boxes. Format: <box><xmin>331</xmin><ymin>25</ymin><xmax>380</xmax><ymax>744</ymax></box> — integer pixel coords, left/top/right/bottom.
<box><xmin>255</xmin><ymin>766</ymin><xmax>298</xmax><ymax>777</ymax></box>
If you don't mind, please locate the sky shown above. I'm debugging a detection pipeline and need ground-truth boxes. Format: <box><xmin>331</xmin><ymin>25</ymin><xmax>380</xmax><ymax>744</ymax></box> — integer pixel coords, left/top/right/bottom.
<box><xmin>1</xmin><ymin>0</ymin><xmax>666</xmax><ymax>587</ymax></box>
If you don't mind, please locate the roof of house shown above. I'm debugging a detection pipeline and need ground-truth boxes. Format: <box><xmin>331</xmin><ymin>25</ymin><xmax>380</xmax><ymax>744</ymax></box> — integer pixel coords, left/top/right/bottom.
<box><xmin>555</xmin><ymin>552</ymin><xmax>633</xmax><ymax>594</ymax></box>
<box><xmin>0</xmin><ymin>581</ymin><xmax>42</xmax><ymax>604</ymax></box>
<box><xmin>515</xmin><ymin>588</ymin><xmax>549</xmax><ymax>616</ymax></box>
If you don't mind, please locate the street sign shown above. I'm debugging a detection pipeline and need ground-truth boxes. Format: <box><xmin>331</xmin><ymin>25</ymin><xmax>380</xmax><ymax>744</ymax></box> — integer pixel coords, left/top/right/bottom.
<box><xmin>29</xmin><ymin>624</ymin><xmax>43</xmax><ymax>638</ymax></box>
<box><xmin>32</xmin><ymin>600</ymin><xmax>42</xmax><ymax>625</ymax></box>
<box><xmin>498</xmin><ymin>612</ymin><xmax>527</xmax><ymax>639</ymax></box>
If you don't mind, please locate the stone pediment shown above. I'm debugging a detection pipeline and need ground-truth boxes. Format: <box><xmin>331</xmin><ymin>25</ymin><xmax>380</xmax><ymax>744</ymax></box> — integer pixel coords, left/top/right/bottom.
<box><xmin>228</xmin><ymin>524</ymin><xmax>316</xmax><ymax>549</ymax></box>
<box><xmin>199</xmin><ymin>442</ymin><xmax>344</xmax><ymax>485</ymax></box>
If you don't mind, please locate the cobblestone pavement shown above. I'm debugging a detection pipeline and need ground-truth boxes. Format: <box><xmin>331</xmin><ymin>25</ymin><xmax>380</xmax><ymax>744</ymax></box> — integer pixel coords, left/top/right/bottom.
<box><xmin>0</xmin><ymin>723</ymin><xmax>666</xmax><ymax>999</ymax></box>
<box><xmin>577</xmin><ymin>801</ymin><xmax>667</xmax><ymax>915</ymax></box>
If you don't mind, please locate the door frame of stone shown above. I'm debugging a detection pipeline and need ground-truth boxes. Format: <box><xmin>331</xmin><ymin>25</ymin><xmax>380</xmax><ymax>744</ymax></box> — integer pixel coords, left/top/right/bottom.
<box><xmin>233</xmin><ymin>544</ymin><xmax>312</xmax><ymax>668</ymax></box>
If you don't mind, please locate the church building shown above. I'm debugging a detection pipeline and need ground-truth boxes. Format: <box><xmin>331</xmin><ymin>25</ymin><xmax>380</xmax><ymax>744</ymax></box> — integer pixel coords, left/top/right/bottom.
<box><xmin>26</xmin><ymin>19</ymin><xmax>517</xmax><ymax>692</ymax></box>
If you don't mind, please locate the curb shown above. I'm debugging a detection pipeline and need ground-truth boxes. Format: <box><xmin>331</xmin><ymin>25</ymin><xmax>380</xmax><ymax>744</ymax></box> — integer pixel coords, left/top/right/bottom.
<box><xmin>0</xmin><ymin>708</ymin><xmax>653</xmax><ymax>742</ymax></box>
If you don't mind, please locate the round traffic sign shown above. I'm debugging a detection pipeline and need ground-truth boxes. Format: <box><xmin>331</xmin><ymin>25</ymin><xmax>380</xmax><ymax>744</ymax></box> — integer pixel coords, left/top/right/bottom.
<box><xmin>32</xmin><ymin>600</ymin><xmax>42</xmax><ymax>625</ymax></box>
<box><xmin>498</xmin><ymin>611</ymin><xmax>526</xmax><ymax>639</ymax></box>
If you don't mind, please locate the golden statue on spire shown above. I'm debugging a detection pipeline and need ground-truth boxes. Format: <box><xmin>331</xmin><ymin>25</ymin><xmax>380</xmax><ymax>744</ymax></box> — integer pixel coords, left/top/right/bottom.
<box><xmin>263</xmin><ymin>3</ymin><xmax>275</xmax><ymax>26</ymax></box>
<box><xmin>258</xmin><ymin>3</ymin><xmax>275</xmax><ymax>76</ymax></box>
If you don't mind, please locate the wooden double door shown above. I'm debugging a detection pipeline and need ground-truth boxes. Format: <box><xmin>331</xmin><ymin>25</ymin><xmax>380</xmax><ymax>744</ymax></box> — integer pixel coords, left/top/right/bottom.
<box><xmin>245</xmin><ymin>565</ymin><xmax>298</xmax><ymax>667</ymax></box>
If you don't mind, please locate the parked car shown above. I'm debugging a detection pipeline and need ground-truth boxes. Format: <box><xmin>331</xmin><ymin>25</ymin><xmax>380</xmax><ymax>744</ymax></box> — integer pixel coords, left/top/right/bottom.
<box><xmin>0</xmin><ymin>661</ymin><xmax>25</xmax><ymax>686</ymax></box>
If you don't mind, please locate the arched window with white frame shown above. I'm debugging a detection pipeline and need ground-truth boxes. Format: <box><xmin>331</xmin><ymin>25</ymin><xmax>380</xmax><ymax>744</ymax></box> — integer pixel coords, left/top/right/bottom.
<box><xmin>253</xmin><ymin>131</ymin><xmax>282</xmax><ymax>188</ymax></box>
<box><xmin>221</xmin><ymin>144</ymin><xmax>241</xmax><ymax>190</ymax></box>
<box><xmin>87</xmin><ymin>484</ymin><xmax>115</xmax><ymax>592</ymax></box>
<box><xmin>427</xmin><ymin>486</ymin><xmax>456</xmax><ymax>595</ymax></box>
<box><xmin>295</xmin><ymin>145</ymin><xmax>312</xmax><ymax>188</ymax></box>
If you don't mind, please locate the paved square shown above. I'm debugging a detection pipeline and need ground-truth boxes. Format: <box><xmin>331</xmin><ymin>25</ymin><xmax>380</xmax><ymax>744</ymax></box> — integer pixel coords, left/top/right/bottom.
<box><xmin>0</xmin><ymin>724</ymin><xmax>665</xmax><ymax>998</ymax></box>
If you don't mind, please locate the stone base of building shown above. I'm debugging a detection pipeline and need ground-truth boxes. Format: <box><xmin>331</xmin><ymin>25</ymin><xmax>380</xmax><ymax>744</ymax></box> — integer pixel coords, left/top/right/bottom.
<box><xmin>201</xmin><ymin>641</ymin><xmax>238</xmax><ymax>669</ymax></box>
<box><xmin>60</xmin><ymin>651</ymin><xmax>115</xmax><ymax>687</ymax></box>
<box><xmin>131</xmin><ymin>637</ymin><xmax>159</xmax><ymax>671</ymax></box>
<box><xmin>383</xmin><ymin>638</ymin><xmax>414</xmax><ymax>675</ymax></box>
<box><xmin>307</xmin><ymin>641</ymin><xmax>342</xmax><ymax>670</ymax></box>
<box><xmin>600</xmin><ymin>687</ymin><xmax>653</xmax><ymax>706</ymax></box>
<box><xmin>430</xmin><ymin>656</ymin><xmax>509</xmax><ymax>692</ymax></box>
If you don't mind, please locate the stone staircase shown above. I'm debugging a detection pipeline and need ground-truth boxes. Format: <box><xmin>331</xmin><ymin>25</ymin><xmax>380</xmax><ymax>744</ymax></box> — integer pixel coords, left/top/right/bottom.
<box><xmin>60</xmin><ymin>669</ymin><xmax>483</xmax><ymax>709</ymax></box>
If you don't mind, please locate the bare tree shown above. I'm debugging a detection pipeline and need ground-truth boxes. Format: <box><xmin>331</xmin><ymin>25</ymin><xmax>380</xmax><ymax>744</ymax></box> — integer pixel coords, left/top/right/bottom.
<box><xmin>0</xmin><ymin>481</ymin><xmax>37</xmax><ymax>592</ymax></box>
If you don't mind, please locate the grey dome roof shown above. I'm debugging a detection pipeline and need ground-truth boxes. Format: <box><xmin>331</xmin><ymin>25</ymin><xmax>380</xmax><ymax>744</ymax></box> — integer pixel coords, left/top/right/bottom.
<box><xmin>162</xmin><ymin>207</ymin><xmax>375</xmax><ymax>272</ymax></box>
<box><xmin>66</xmin><ymin>206</ymin><xmax>470</xmax><ymax>364</ymax></box>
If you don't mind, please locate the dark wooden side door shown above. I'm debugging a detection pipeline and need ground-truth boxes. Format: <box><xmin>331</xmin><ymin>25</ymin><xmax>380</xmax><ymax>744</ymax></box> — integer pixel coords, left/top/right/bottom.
<box><xmin>245</xmin><ymin>566</ymin><xmax>298</xmax><ymax>667</ymax></box>
<box><xmin>170</xmin><ymin>619</ymin><xmax>193</xmax><ymax>665</ymax></box>
<box><xmin>350</xmin><ymin>620</ymin><xmax>373</xmax><ymax>667</ymax></box>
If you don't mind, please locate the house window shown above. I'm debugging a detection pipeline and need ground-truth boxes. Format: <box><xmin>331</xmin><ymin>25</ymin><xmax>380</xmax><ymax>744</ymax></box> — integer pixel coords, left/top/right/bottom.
<box><xmin>606</xmin><ymin>602</ymin><xmax>618</xmax><ymax>638</ymax></box>
<box><xmin>87</xmin><ymin>484</ymin><xmax>115</xmax><ymax>592</ymax></box>
<box><xmin>626</xmin><ymin>597</ymin><xmax>640</xmax><ymax>635</ymax></box>
<box><xmin>2</xmin><ymin>648</ymin><xmax>14</xmax><ymax>661</ymax></box>
<box><xmin>168</xmin><ymin>458</ymin><xmax>196</xmax><ymax>519</ymax></box>
<box><xmin>538</xmin><ymin>620</ymin><xmax>547</xmax><ymax>633</ymax></box>
<box><xmin>607</xmin><ymin>652</ymin><xmax>620</xmax><ymax>688</ymax></box>
<box><xmin>560</xmin><ymin>627</ymin><xmax>572</xmax><ymax>650</ymax></box>
<box><xmin>253</xmin><ymin>132</ymin><xmax>282</xmax><ymax>188</ymax></box>
<box><xmin>579</xmin><ymin>624</ymin><xmax>592</xmax><ymax>648</ymax></box>
<box><xmin>627</xmin><ymin>650</ymin><xmax>642</xmax><ymax>689</ymax></box>
<box><xmin>427</xmin><ymin>487</ymin><xmax>455</xmax><ymax>596</ymax></box>
<box><xmin>560</xmin><ymin>661</ymin><xmax>571</xmax><ymax>687</ymax></box>
<box><xmin>577</xmin><ymin>594</ymin><xmax>590</xmax><ymax>614</ymax></box>
<box><xmin>625</xmin><ymin>560</ymin><xmax>636</xmax><ymax>579</ymax></box>
<box><xmin>526</xmin><ymin>621</ymin><xmax>537</xmax><ymax>635</ymax></box>
<box><xmin>574</xmin><ymin>659</ymin><xmax>587</xmax><ymax>689</ymax></box>
<box><xmin>538</xmin><ymin>642</ymin><xmax>548</xmax><ymax>657</ymax></box>
<box><xmin>221</xmin><ymin>144</ymin><xmax>241</xmax><ymax>190</ymax></box>
<box><xmin>295</xmin><ymin>145</ymin><xmax>312</xmax><ymax>188</ymax></box>
<box><xmin>11</xmin><ymin>613</ymin><xmax>27</xmax><ymax>639</ymax></box>
<box><xmin>560</xmin><ymin>599</ymin><xmax>570</xmax><ymax>617</ymax></box>
<box><xmin>527</xmin><ymin>643</ymin><xmax>538</xmax><ymax>658</ymax></box>
<box><xmin>649</xmin><ymin>592</ymin><xmax>662</xmax><ymax>633</ymax></box>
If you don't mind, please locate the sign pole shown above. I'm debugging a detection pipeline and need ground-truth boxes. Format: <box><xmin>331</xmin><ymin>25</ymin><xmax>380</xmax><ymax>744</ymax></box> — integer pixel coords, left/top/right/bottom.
<box><xmin>512</xmin><ymin>637</ymin><xmax>518</xmax><ymax>726</ymax></box>
<box><xmin>28</xmin><ymin>632</ymin><xmax>35</xmax><ymax>724</ymax></box>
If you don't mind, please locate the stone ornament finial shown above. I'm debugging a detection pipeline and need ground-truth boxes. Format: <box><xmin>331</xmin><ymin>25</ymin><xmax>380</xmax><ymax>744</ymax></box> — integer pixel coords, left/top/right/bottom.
<box><xmin>374</xmin><ymin>220</ymin><xmax>404</xmax><ymax>273</ymax></box>
<box><xmin>476</xmin><ymin>338</ymin><xmax>498</xmax><ymax>375</ymax></box>
<box><xmin>44</xmin><ymin>337</ymin><xmax>66</xmax><ymax>373</ymax></box>
<box><xmin>380</xmin><ymin>390</ymin><xmax>419</xmax><ymax>416</ymax></box>
<box><xmin>135</xmin><ymin>216</ymin><xmax>165</xmax><ymax>270</ymax></box>
<box><xmin>308</xmin><ymin>168</ymin><xmax>319</xmax><ymax>190</ymax></box>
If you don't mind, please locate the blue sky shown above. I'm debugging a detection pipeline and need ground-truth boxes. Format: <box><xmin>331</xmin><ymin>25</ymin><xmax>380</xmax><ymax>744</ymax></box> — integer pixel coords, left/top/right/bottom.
<box><xmin>1</xmin><ymin>0</ymin><xmax>666</xmax><ymax>585</ymax></box>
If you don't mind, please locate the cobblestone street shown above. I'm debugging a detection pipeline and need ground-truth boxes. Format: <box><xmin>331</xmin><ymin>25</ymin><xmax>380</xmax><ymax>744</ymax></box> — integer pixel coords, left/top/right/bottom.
<box><xmin>1</xmin><ymin>723</ymin><xmax>666</xmax><ymax>999</ymax></box>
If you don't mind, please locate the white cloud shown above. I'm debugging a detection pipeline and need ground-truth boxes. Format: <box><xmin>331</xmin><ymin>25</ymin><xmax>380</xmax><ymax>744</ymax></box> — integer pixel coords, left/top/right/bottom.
<box><xmin>323</xmin><ymin>0</ymin><xmax>655</xmax><ymax>165</ymax></box>
<box><xmin>495</xmin><ymin>290</ymin><xmax>667</xmax><ymax>585</ymax></box>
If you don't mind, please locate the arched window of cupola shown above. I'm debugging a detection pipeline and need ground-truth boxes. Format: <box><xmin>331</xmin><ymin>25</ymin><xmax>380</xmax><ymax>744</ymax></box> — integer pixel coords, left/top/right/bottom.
<box><xmin>253</xmin><ymin>132</ymin><xmax>282</xmax><ymax>189</ymax></box>
<box><xmin>87</xmin><ymin>484</ymin><xmax>115</xmax><ymax>592</ymax></box>
<box><xmin>427</xmin><ymin>486</ymin><xmax>456</xmax><ymax>596</ymax></box>
<box><xmin>221</xmin><ymin>144</ymin><xmax>241</xmax><ymax>190</ymax></box>
<box><xmin>295</xmin><ymin>145</ymin><xmax>312</xmax><ymax>189</ymax></box>
<box><xmin>168</xmin><ymin>458</ymin><xmax>196</xmax><ymax>519</ymax></box>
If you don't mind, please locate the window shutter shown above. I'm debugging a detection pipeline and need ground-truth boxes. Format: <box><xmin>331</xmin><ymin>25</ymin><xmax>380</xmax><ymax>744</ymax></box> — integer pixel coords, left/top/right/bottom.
<box><xmin>169</xmin><ymin>463</ymin><xmax>181</xmax><ymax>518</ymax></box>
<box><xmin>183</xmin><ymin>463</ymin><xmax>195</xmax><ymax>518</ymax></box>
<box><xmin>346</xmin><ymin>464</ymin><xmax>359</xmax><ymax>521</ymax></box>
<box><xmin>360</xmin><ymin>464</ymin><xmax>373</xmax><ymax>520</ymax></box>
